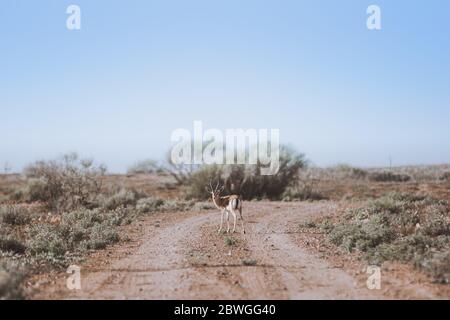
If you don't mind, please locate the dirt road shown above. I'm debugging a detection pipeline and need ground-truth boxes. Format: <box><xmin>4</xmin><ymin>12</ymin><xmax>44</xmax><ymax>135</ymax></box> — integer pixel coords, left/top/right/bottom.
<box><xmin>37</xmin><ymin>202</ymin><xmax>444</xmax><ymax>299</ymax></box>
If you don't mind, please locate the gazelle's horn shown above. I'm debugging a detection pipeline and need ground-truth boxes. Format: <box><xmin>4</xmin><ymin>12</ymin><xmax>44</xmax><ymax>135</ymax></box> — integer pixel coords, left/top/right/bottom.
<box><xmin>215</xmin><ymin>180</ymin><xmax>220</xmax><ymax>192</ymax></box>
<box><xmin>205</xmin><ymin>180</ymin><xmax>212</xmax><ymax>192</ymax></box>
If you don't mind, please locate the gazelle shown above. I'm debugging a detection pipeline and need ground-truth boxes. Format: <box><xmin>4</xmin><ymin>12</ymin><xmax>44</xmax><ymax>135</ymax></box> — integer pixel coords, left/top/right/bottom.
<box><xmin>206</xmin><ymin>181</ymin><xmax>245</xmax><ymax>234</ymax></box>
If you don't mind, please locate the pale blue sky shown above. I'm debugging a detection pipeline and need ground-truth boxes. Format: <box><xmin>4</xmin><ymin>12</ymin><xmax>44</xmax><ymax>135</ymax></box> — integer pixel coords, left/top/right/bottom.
<box><xmin>1</xmin><ymin>0</ymin><xmax>449</xmax><ymax>172</ymax></box>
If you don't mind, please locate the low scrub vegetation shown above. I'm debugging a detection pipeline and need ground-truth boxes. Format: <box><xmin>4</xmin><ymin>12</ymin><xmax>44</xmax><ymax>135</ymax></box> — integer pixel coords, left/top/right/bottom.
<box><xmin>282</xmin><ymin>182</ymin><xmax>327</xmax><ymax>201</ymax></box>
<box><xmin>0</xmin><ymin>205</ymin><xmax>30</xmax><ymax>226</ymax></box>
<box><xmin>0</xmin><ymin>261</ymin><xmax>26</xmax><ymax>300</ymax></box>
<box><xmin>0</xmin><ymin>154</ymin><xmax>209</xmax><ymax>299</ymax></box>
<box><xmin>314</xmin><ymin>193</ymin><xmax>450</xmax><ymax>283</ymax></box>
<box><xmin>224</xmin><ymin>236</ymin><xmax>236</xmax><ymax>246</ymax></box>
<box><xmin>99</xmin><ymin>188</ymin><xmax>145</xmax><ymax>211</ymax></box>
<box><xmin>0</xmin><ymin>235</ymin><xmax>27</xmax><ymax>254</ymax></box>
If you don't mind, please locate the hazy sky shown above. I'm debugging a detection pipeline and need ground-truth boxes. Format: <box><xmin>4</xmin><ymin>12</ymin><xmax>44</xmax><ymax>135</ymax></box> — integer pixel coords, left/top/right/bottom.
<box><xmin>1</xmin><ymin>0</ymin><xmax>450</xmax><ymax>172</ymax></box>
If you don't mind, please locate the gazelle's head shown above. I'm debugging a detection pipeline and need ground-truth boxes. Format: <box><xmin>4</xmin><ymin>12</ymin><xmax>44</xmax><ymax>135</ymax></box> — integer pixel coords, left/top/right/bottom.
<box><xmin>205</xmin><ymin>180</ymin><xmax>224</xmax><ymax>200</ymax></box>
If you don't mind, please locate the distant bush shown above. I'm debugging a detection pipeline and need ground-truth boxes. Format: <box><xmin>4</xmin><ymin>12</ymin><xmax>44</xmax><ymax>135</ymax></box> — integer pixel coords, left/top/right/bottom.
<box><xmin>184</xmin><ymin>146</ymin><xmax>307</xmax><ymax>200</ymax></box>
<box><xmin>127</xmin><ymin>159</ymin><xmax>159</xmax><ymax>175</ymax></box>
<box><xmin>0</xmin><ymin>261</ymin><xmax>26</xmax><ymax>300</ymax></box>
<box><xmin>282</xmin><ymin>182</ymin><xmax>327</xmax><ymax>201</ymax></box>
<box><xmin>23</xmin><ymin>153</ymin><xmax>106</xmax><ymax>212</ymax></box>
<box><xmin>333</xmin><ymin>164</ymin><xmax>368</xmax><ymax>180</ymax></box>
<box><xmin>319</xmin><ymin>193</ymin><xmax>450</xmax><ymax>283</ymax></box>
<box><xmin>0</xmin><ymin>205</ymin><xmax>30</xmax><ymax>226</ymax></box>
<box><xmin>368</xmin><ymin>171</ymin><xmax>411</xmax><ymax>182</ymax></box>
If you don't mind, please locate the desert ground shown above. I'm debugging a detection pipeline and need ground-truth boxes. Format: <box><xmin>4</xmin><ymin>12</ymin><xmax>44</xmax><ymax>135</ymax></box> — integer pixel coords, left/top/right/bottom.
<box><xmin>32</xmin><ymin>201</ymin><xmax>449</xmax><ymax>300</ymax></box>
<box><xmin>1</xmin><ymin>162</ymin><xmax>449</xmax><ymax>300</ymax></box>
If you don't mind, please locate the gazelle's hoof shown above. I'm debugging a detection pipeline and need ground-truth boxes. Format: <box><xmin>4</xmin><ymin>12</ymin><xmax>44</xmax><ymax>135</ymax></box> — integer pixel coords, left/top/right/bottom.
<box><xmin>243</xmin><ymin>230</ymin><xmax>246</xmax><ymax>234</ymax></box>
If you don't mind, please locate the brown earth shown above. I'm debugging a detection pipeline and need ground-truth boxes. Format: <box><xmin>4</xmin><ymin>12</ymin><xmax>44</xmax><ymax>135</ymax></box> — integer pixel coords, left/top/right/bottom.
<box><xmin>31</xmin><ymin>201</ymin><xmax>449</xmax><ymax>300</ymax></box>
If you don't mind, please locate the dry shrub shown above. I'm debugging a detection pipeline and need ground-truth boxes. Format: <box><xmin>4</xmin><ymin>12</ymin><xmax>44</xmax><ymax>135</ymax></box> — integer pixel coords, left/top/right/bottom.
<box><xmin>136</xmin><ymin>197</ymin><xmax>194</xmax><ymax>214</ymax></box>
<box><xmin>368</xmin><ymin>171</ymin><xmax>411</xmax><ymax>182</ymax></box>
<box><xmin>127</xmin><ymin>159</ymin><xmax>159</xmax><ymax>175</ymax></box>
<box><xmin>0</xmin><ymin>205</ymin><xmax>30</xmax><ymax>226</ymax></box>
<box><xmin>26</xmin><ymin>207</ymin><xmax>130</xmax><ymax>267</ymax></box>
<box><xmin>319</xmin><ymin>193</ymin><xmax>450</xmax><ymax>283</ymax></box>
<box><xmin>23</xmin><ymin>153</ymin><xmax>106</xmax><ymax>212</ymax></box>
<box><xmin>0</xmin><ymin>236</ymin><xmax>27</xmax><ymax>254</ymax></box>
<box><xmin>439</xmin><ymin>172</ymin><xmax>450</xmax><ymax>182</ymax></box>
<box><xmin>330</xmin><ymin>164</ymin><xmax>368</xmax><ymax>180</ymax></box>
<box><xmin>99</xmin><ymin>188</ymin><xmax>145</xmax><ymax>211</ymax></box>
<box><xmin>184</xmin><ymin>146</ymin><xmax>307</xmax><ymax>200</ymax></box>
<box><xmin>136</xmin><ymin>197</ymin><xmax>165</xmax><ymax>213</ymax></box>
<box><xmin>0</xmin><ymin>261</ymin><xmax>26</xmax><ymax>300</ymax></box>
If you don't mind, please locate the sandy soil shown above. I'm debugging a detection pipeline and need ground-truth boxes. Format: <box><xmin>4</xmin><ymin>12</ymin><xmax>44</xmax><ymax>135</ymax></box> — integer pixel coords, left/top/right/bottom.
<box><xmin>32</xmin><ymin>201</ymin><xmax>448</xmax><ymax>300</ymax></box>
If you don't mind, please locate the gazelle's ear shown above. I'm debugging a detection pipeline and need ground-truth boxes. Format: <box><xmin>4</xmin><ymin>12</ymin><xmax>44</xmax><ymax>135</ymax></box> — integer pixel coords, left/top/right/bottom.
<box><xmin>219</xmin><ymin>185</ymin><xmax>225</xmax><ymax>192</ymax></box>
<box><xmin>205</xmin><ymin>186</ymin><xmax>211</xmax><ymax>193</ymax></box>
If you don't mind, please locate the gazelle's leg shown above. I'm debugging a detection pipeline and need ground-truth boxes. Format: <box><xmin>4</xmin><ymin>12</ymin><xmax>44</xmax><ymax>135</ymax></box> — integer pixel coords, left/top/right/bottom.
<box><xmin>218</xmin><ymin>209</ymin><xmax>225</xmax><ymax>233</ymax></box>
<box><xmin>226</xmin><ymin>210</ymin><xmax>230</xmax><ymax>233</ymax></box>
<box><xmin>239</xmin><ymin>207</ymin><xmax>245</xmax><ymax>234</ymax></box>
<box><xmin>231</xmin><ymin>210</ymin><xmax>237</xmax><ymax>233</ymax></box>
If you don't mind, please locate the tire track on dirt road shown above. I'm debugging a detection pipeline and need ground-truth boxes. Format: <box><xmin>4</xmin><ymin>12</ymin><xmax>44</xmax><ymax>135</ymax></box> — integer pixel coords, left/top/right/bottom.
<box><xmin>65</xmin><ymin>211</ymin><xmax>245</xmax><ymax>299</ymax></box>
<box><xmin>243</xmin><ymin>202</ymin><xmax>382</xmax><ymax>299</ymax></box>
